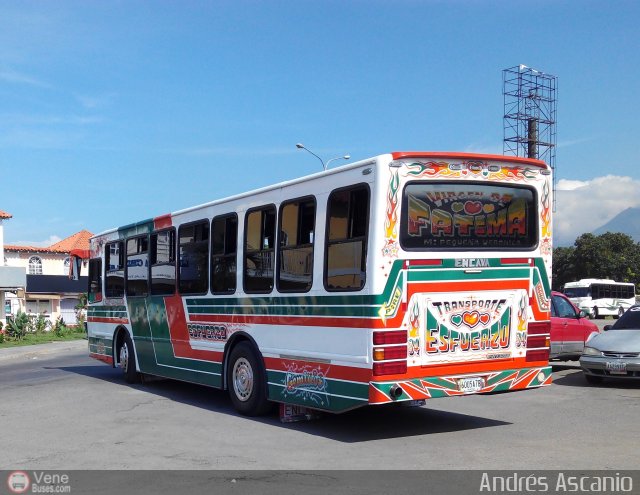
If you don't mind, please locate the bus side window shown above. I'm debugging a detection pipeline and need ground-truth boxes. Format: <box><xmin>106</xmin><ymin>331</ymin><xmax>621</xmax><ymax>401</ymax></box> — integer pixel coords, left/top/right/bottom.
<box><xmin>151</xmin><ymin>229</ymin><xmax>176</xmax><ymax>295</ymax></box>
<box><xmin>277</xmin><ymin>197</ymin><xmax>315</xmax><ymax>293</ymax></box>
<box><xmin>211</xmin><ymin>214</ymin><xmax>238</xmax><ymax>294</ymax></box>
<box><xmin>88</xmin><ymin>258</ymin><xmax>103</xmax><ymax>303</ymax></box>
<box><xmin>324</xmin><ymin>184</ymin><xmax>370</xmax><ymax>291</ymax></box>
<box><xmin>126</xmin><ymin>235</ymin><xmax>149</xmax><ymax>297</ymax></box>
<box><xmin>244</xmin><ymin>205</ymin><xmax>276</xmax><ymax>293</ymax></box>
<box><xmin>105</xmin><ymin>241</ymin><xmax>125</xmax><ymax>298</ymax></box>
<box><xmin>178</xmin><ymin>221</ymin><xmax>210</xmax><ymax>295</ymax></box>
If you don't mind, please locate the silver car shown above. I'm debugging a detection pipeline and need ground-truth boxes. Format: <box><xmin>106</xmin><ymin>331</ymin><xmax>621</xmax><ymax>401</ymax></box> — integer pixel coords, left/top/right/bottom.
<box><xmin>580</xmin><ymin>305</ymin><xmax>640</xmax><ymax>384</ymax></box>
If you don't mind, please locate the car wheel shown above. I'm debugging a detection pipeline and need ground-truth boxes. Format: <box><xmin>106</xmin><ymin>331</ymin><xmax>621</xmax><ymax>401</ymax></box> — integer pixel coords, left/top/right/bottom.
<box><xmin>584</xmin><ymin>373</ymin><xmax>603</xmax><ymax>385</ymax></box>
<box><xmin>227</xmin><ymin>342</ymin><xmax>271</xmax><ymax>416</ymax></box>
<box><xmin>119</xmin><ymin>332</ymin><xmax>140</xmax><ymax>384</ymax></box>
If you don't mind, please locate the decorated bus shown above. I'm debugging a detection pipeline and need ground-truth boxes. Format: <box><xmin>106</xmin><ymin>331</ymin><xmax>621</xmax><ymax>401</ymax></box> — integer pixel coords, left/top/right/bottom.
<box><xmin>86</xmin><ymin>152</ymin><xmax>553</xmax><ymax>416</ymax></box>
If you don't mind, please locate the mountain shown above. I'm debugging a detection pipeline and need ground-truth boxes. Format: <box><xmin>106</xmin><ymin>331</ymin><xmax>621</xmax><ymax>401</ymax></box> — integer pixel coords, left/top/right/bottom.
<box><xmin>592</xmin><ymin>207</ymin><xmax>640</xmax><ymax>242</ymax></box>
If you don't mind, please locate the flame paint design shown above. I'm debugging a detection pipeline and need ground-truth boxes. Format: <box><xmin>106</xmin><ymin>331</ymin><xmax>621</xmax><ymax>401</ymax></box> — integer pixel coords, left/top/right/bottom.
<box><xmin>406</xmin><ymin>161</ymin><xmax>453</xmax><ymax>177</ymax></box>
<box><xmin>518</xmin><ymin>293</ymin><xmax>527</xmax><ymax>333</ymax></box>
<box><xmin>404</xmin><ymin>161</ymin><xmax>540</xmax><ymax>183</ymax></box>
<box><xmin>409</xmin><ymin>301</ymin><xmax>420</xmax><ymax>338</ymax></box>
<box><xmin>540</xmin><ymin>179</ymin><xmax>551</xmax><ymax>238</ymax></box>
<box><xmin>384</xmin><ymin>169</ymin><xmax>400</xmax><ymax>240</ymax></box>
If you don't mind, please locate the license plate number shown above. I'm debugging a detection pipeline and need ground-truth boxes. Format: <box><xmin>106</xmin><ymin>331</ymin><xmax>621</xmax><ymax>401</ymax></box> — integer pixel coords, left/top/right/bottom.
<box><xmin>606</xmin><ymin>361</ymin><xmax>627</xmax><ymax>374</ymax></box>
<box><xmin>458</xmin><ymin>377</ymin><xmax>485</xmax><ymax>393</ymax></box>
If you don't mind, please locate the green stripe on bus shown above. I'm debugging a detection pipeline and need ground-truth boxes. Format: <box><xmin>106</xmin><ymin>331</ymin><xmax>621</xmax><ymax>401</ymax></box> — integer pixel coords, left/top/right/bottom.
<box><xmin>407</xmin><ymin>267</ymin><xmax>531</xmax><ymax>283</ymax></box>
<box><xmin>128</xmin><ymin>297</ymin><xmax>223</xmax><ymax>387</ymax></box>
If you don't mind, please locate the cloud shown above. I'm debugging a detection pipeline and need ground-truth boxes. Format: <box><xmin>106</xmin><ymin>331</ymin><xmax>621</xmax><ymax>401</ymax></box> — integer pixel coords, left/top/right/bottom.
<box><xmin>554</xmin><ymin>175</ymin><xmax>640</xmax><ymax>246</ymax></box>
<box><xmin>556</xmin><ymin>179</ymin><xmax>588</xmax><ymax>191</ymax></box>
<box><xmin>75</xmin><ymin>93</ymin><xmax>116</xmax><ymax>110</ymax></box>
<box><xmin>0</xmin><ymin>67</ymin><xmax>51</xmax><ymax>88</ymax></box>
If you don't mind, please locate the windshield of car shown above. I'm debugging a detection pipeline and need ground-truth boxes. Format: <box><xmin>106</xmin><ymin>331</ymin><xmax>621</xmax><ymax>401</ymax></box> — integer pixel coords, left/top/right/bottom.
<box><xmin>611</xmin><ymin>306</ymin><xmax>640</xmax><ymax>330</ymax></box>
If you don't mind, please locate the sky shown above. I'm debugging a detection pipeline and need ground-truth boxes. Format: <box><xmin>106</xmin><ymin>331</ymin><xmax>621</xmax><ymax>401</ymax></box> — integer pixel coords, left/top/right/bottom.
<box><xmin>1</xmin><ymin>0</ymin><xmax>639</xmax><ymax>247</ymax></box>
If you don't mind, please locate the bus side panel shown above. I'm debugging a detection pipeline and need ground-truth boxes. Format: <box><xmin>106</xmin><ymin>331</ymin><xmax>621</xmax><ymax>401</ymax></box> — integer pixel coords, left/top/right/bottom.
<box><xmin>126</xmin><ymin>296</ymin><xmax>223</xmax><ymax>388</ymax></box>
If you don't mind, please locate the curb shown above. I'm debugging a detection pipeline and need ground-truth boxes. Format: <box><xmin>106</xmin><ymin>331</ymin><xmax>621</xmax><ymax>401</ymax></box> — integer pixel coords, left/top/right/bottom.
<box><xmin>0</xmin><ymin>339</ymin><xmax>88</xmax><ymax>362</ymax></box>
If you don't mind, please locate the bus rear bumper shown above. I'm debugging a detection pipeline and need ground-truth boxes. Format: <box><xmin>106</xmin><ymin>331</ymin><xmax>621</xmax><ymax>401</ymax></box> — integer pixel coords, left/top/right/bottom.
<box><xmin>369</xmin><ymin>365</ymin><xmax>552</xmax><ymax>405</ymax></box>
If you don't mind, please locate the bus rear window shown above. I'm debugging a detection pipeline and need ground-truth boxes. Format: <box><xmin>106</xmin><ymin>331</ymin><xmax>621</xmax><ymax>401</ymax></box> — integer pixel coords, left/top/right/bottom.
<box><xmin>400</xmin><ymin>182</ymin><xmax>537</xmax><ymax>250</ymax></box>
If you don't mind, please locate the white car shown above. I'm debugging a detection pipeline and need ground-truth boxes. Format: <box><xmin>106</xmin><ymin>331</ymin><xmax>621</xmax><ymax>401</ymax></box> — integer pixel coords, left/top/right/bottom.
<box><xmin>580</xmin><ymin>305</ymin><xmax>640</xmax><ymax>384</ymax></box>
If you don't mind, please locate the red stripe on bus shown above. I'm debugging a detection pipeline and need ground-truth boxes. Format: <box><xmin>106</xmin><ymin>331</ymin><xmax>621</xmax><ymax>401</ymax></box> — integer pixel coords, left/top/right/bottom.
<box><xmin>408</xmin><ymin>280</ymin><xmax>530</xmax><ymax>294</ymax></box>
<box><xmin>264</xmin><ymin>357</ymin><xmax>372</xmax><ymax>383</ymax></box>
<box><xmin>88</xmin><ymin>317</ymin><xmax>129</xmax><ymax>324</ymax></box>
<box><xmin>391</xmin><ymin>151</ymin><xmax>548</xmax><ymax>168</ymax></box>
<box><xmin>90</xmin><ymin>353</ymin><xmax>114</xmax><ymax>365</ymax></box>
<box><xmin>500</xmin><ymin>258</ymin><xmax>531</xmax><ymax>265</ymax></box>
<box><xmin>154</xmin><ymin>214</ymin><xmax>173</xmax><ymax>230</ymax></box>
<box><xmin>371</xmin><ymin>359</ymin><xmax>527</xmax><ymax>382</ymax></box>
<box><xmin>408</xmin><ymin>259</ymin><xmax>442</xmax><ymax>266</ymax></box>
<box><xmin>165</xmin><ymin>294</ymin><xmax>223</xmax><ymax>361</ymax></box>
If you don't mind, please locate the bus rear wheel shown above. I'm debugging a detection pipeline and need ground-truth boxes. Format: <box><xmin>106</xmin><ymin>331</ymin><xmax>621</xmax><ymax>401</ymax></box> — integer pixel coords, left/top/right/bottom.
<box><xmin>592</xmin><ymin>306</ymin><xmax>599</xmax><ymax>319</ymax></box>
<box><xmin>227</xmin><ymin>342</ymin><xmax>271</xmax><ymax>416</ymax></box>
<box><xmin>119</xmin><ymin>332</ymin><xmax>140</xmax><ymax>384</ymax></box>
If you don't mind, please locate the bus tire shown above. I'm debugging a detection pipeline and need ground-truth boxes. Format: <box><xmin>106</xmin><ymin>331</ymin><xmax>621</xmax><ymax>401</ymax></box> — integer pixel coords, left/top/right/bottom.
<box><xmin>227</xmin><ymin>342</ymin><xmax>271</xmax><ymax>416</ymax></box>
<box><xmin>615</xmin><ymin>307</ymin><xmax>624</xmax><ymax>319</ymax></box>
<box><xmin>592</xmin><ymin>306</ymin><xmax>599</xmax><ymax>319</ymax></box>
<box><xmin>120</xmin><ymin>332</ymin><xmax>140</xmax><ymax>384</ymax></box>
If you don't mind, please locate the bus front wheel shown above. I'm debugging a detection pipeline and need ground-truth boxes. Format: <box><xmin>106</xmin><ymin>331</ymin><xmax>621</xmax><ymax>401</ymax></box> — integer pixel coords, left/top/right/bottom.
<box><xmin>227</xmin><ymin>342</ymin><xmax>271</xmax><ymax>416</ymax></box>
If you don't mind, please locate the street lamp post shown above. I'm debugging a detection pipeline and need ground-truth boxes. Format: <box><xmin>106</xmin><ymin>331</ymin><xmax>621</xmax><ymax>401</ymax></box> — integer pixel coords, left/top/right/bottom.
<box><xmin>296</xmin><ymin>143</ymin><xmax>350</xmax><ymax>171</ymax></box>
<box><xmin>325</xmin><ymin>154</ymin><xmax>351</xmax><ymax>169</ymax></box>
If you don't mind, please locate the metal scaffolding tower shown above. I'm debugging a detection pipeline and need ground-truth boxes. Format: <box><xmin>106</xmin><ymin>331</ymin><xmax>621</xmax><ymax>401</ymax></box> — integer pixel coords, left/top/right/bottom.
<box><xmin>503</xmin><ymin>65</ymin><xmax>557</xmax><ymax>206</ymax></box>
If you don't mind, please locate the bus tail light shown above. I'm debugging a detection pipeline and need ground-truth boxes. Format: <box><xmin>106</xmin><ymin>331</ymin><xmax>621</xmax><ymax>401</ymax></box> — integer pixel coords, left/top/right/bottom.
<box><xmin>373</xmin><ymin>330</ymin><xmax>407</xmax><ymax>345</ymax></box>
<box><xmin>373</xmin><ymin>346</ymin><xmax>407</xmax><ymax>361</ymax></box>
<box><xmin>526</xmin><ymin>321</ymin><xmax>550</xmax><ymax>362</ymax></box>
<box><xmin>373</xmin><ymin>361</ymin><xmax>407</xmax><ymax>376</ymax></box>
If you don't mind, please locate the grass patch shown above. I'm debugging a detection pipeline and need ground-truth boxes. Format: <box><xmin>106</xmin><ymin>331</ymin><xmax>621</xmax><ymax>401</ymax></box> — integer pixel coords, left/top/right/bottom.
<box><xmin>0</xmin><ymin>330</ymin><xmax>86</xmax><ymax>349</ymax></box>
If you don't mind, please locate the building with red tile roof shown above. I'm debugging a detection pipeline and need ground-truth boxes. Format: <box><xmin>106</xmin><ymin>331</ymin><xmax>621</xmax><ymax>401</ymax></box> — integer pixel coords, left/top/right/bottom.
<box><xmin>4</xmin><ymin>229</ymin><xmax>93</xmax><ymax>325</ymax></box>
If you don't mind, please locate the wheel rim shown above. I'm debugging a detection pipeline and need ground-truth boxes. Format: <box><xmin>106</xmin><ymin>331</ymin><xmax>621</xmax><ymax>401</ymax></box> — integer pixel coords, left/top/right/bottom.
<box><xmin>232</xmin><ymin>357</ymin><xmax>253</xmax><ymax>402</ymax></box>
<box><xmin>119</xmin><ymin>343</ymin><xmax>129</xmax><ymax>373</ymax></box>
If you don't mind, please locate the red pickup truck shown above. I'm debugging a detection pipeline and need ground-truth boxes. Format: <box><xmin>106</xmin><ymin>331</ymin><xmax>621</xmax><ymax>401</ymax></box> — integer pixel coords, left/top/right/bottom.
<box><xmin>550</xmin><ymin>291</ymin><xmax>600</xmax><ymax>361</ymax></box>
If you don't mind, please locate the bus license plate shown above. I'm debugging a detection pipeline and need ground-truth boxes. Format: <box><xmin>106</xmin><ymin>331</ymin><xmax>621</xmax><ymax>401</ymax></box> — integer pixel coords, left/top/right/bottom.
<box><xmin>458</xmin><ymin>377</ymin><xmax>485</xmax><ymax>393</ymax></box>
<box><xmin>606</xmin><ymin>361</ymin><xmax>627</xmax><ymax>374</ymax></box>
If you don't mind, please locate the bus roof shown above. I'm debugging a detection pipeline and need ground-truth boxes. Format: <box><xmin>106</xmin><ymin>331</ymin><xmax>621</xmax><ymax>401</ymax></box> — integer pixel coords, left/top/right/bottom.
<box><xmin>391</xmin><ymin>151</ymin><xmax>549</xmax><ymax>169</ymax></box>
<box><xmin>564</xmin><ymin>279</ymin><xmax>635</xmax><ymax>287</ymax></box>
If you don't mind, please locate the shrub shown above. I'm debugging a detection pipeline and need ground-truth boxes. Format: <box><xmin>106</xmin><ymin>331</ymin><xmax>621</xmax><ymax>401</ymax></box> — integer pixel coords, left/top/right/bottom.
<box><xmin>33</xmin><ymin>314</ymin><xmax>51</xmax><ymax>334</ymax></box>
<box><xmin>6</xmin><ymin>311</ymin><xmax>30</xmax><ymax>340</ymax></box>
<box><xmin>52</xmin><ymin>316</ymin><xmax>68</xmax><ymax>337</ymax></box>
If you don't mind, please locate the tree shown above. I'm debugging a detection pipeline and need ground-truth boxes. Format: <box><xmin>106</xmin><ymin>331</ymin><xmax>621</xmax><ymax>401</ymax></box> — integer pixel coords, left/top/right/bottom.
<box><xmin>552</xmin><ymin>246</ymin><xmax>576</xmax><ymax>290</ymax></box>
<box><xmin>554</xmin><ymin>232</ymin><xmax>640</xmax><ymax>290</ymax></box>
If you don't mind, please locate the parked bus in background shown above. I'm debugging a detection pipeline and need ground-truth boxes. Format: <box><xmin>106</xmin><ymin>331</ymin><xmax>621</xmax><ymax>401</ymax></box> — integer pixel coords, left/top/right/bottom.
<box><xmin>86</xmin><ymin>151</ymin><xmax>553</xmax><ymax>416</ymax></box>
<box><xmin>563</xmin><ymin>279</ymin><xmax>636</xmax><ymax>319</ymax></box>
